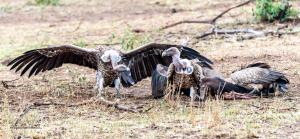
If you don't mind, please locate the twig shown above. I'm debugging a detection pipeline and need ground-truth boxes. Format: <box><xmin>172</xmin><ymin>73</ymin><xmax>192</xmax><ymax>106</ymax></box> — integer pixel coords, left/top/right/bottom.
<box><xmin>13</xmin><ymin>97</ymin><xmax>141</xmax><ymax>128</ymax></box>
<box><xmin>210</xmin><ymin>0</ymin><xmax>254</xmax><ymax>23</ymax></box>
<box><xmin>160</xmin><ymin>20</ymin><xmax>210</xmax><ymax>30</ymax></box>
<box><xmin>196</xmin><ymin>28</ymin><xmax>264</xmax><ymax>39</ymax></box>
<box><xmin>160</xmin><ymin>0</ymin><xmax>254</xmax><ymax>30</ymax></box>
<box><xmin>248</xmin><ymin>104</ymin><xmax>261</xmax><ymax>109</ymax></box>
<box><xmin>1</xmin><ymin>78</ymin><xmax>19</xmax><ymax>89</ymax></box>
<box><xmin>14</xmin><ymin>104</ymin><xmax>35</xmax><ymax>127</ymax></box>
<box><xmin>196</xmin><ymin>27</ymin><xmax>300</xmax><ymax>40</ymax></box>
<box><xmin>71</xmin><ymin>19</ymin><xmax>84</xmax><ymax>32</ymax></box>
<box><xmin>1</xmin><ymin>78</ymin><xmax>20</xmax><ymax>82</ymax></box>
<box><xmin>96</xmin><ymin>97</ymin><xmax>140</xmax><ymax>113</ymax></box>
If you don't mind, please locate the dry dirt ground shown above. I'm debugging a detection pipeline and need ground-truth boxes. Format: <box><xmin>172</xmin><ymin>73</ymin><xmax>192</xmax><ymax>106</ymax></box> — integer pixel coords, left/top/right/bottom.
<box><xmin>0</xmin><ymin>0</ymin><xmax>300</xmax><ymax>138</ymax></box>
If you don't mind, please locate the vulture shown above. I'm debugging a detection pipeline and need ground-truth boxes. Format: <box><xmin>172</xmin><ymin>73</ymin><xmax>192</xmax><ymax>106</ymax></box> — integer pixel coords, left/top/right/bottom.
<box><xmin>151</xmin><ymin>62</ymin><xmax>256</xmax><ymax>100</ymax></box>
<box><xmin>198</xmin><ymin>62</ymin><xmax>289</xmax><ymax>98</ymax></box>
<box><xmin>8</xmin><ymin>43</ymin><xmax>213</xmax><ymax>98</ymax></box>
<box><xmin>151</xmin><ymin>49</ymin><xmax>288</xmax><ymax>100</ymax></box>
<box><xmin>151</xmin><ymin>47</ymin><xmax>212</xmax><ymax>101</ymax></box>
<box><xmin>226</xmin><ymin>62</ymin><xmax>289</xmax><ymax>95</ymax></box>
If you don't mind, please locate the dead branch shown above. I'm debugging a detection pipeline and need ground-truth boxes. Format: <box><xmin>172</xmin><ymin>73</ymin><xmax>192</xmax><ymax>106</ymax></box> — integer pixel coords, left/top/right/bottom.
<box><xmin>1</xmin><ymin>78</ymin><xmax>19</xmax><ymax>89</ymax></box>
<box><xmin>160</xmin><ymin>20</ymin><xmax>211</xmax><ymax>30</ymax></box>
<box><xmin>96</xmin><ymin>97</ymin><xmax>140</xmax><ymax>113</ymax></box>
<box><xmin>14</xmin><ymin>104</ymin><xmax>35</xmax><ymax>127</ymax></box>
<box><xmin>196</xmin><ymin>28</ymin><xmax>264</xmax><ymax>39</ymax></box>
<box><xmin>160</xmin><ymin>0</ymin><xmax>254</xmax><ymax>30</ymax></box>
<box><xmin>71</xmin><ymin>18</ymin><xmax>84</xmax><ymax>32</ymax></box>
<box><xmin>210</xmin><ymin>0</ymin><xmax>254</xmax><ymax>23</ymax></box>
<box><xmin>13</xmin><ymin>97</ymin><xmax>140</xmax><ymax>128</ymax></box>
<box><xmin>196</xmin><ymin>27</ymin><xmax>300</xmax><ymax>40</ymax></box>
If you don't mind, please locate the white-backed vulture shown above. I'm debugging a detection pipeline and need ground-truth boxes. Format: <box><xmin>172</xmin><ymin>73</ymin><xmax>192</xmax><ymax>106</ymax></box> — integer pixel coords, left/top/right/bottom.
<box><xmin>150</xmin><ymin>47</ymin><xmax>213</xmax><ymax>101</ymax></box>
<box><xmin>8</xmin><ymin>43</ymin><xmax>213</xmax><ymax>97</ymax></box>
<box><xmin>227</xmin><ymin>62</ymin><xmax>289</xmax><ymax>95</ymax></box>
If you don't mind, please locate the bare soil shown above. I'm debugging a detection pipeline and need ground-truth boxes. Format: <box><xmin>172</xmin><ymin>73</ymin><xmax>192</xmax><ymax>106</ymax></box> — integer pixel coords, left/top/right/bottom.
<box><xmin>0</xmin><ymin>0</ymin><xmax>299</xmax><ymax>138</ymax></box>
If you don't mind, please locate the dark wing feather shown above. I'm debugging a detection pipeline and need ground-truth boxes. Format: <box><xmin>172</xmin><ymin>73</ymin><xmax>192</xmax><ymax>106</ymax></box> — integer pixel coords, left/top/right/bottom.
<box><xmin>201</xmin><ymin>77</ymin><xmax>254</xmax><ymax>94</ymax></box>
<box><xmin>8</xmin><ymin>45</ymin><xmax>98</xmax><ymax>77</ymax></box>
<box><xmin>122</xmin><ymin>43</ymin><xmax>213</xmax><ymax>84</ymax></box>
<box><xmin>245</xmin><ymin>62</ymin><xmax>271</xmax><ymax>69</ymax></box>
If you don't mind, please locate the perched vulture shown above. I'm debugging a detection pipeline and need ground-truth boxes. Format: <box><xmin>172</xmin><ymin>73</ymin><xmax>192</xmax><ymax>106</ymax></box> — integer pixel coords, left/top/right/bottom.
<box><xmin>8</xmin><ymin>43</ymin><xmax>213</xmax><ymax>97</ymax></box>
<box><xmin>226</xmin><ymin>62</ymin><xmax>289</xmax><ymax>95</ymax></box>
<box><xmin>151</xmin><ymin>47</ymin><xmax>212</xmax><ymax>101</ymax></box>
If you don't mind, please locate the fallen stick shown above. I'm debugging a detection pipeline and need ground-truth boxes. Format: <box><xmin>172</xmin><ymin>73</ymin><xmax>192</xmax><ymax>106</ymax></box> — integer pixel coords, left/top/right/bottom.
<box><xmin>96</xmin><ymin>97</ymin><xmax>140</xmax><ymax>113</ymax></box>
<box><xmin>13</xmin><ymin>97</ymin><xmax>140</xmax><ymax>128</ymax></box>
<box><xmin>196</xmin><ymin>28</ymin><xmax>264</xmax><ymax>39</ymax></box>
<box><xmin>160</xmin><ymin>0</ymin><xmax>254</xmax><ymax>30</ymax></box>
<box><xmin>14</xmin><ymin>104</ymin><xmax>35</xmax><ymax>127</ymax></box>
<box><xmin>196</xmin><ymin>27</ymin><xmax>300</xmax><ymax>40</ymax></box>
<box><xmin>1</xmin><ymin>78</ymin><xmax>19</xmax><ymax>89</ymax></box>
<box><xmin>160</xmin><ymin>20</ymin><xmax>210</xmax><ymax>30</ymax></box>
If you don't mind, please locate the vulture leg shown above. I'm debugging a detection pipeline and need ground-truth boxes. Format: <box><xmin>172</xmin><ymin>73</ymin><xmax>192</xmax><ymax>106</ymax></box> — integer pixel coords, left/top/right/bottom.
<box><xmin>198</xmin><ymin>86</ymin><xmax>207</xmax><ymax>101</ymax></box>
<box><xmin>114</xmin><ymin>77</ymin><xmax>121</xmax><ymax>98</ymax></box>
<box><xmin>96</xmin><ymin>70</ymin><xmax>104</xmax><ymax>97</ymax></box>
<box><xmin>190</xmin><ymin>86</ymin><xmax>196</xmax><ymax>102</ymax></box>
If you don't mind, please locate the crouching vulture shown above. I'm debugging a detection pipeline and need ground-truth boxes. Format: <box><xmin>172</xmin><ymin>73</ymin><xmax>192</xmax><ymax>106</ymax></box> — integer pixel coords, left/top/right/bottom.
<box><xmin>151</xmin><ymin>48</ymin><xmax>255</xmax><ymax>100</ymax></box>
<box><xmin>196</xmin><ymin>62</ymin><xmax>289</xmax><ymax>99</ymax></box>
<box><xmin>151</xmin><ymin>48</ymin><xmax>288</xmax><ymax>100</ymax></box>
<box><xmin>8</xmin><ymin>43</ymin><xmax>213</xmax><ymax>98</ymax></box>
<box><xmin>151</xmin><ymin>47</ymin><xmax>216</xmax><ymax>101</ymax></box>
<box><xmin>226</xmin><ymin>62</ymin><xmax>289</xmax><ymax>95</ymax></box>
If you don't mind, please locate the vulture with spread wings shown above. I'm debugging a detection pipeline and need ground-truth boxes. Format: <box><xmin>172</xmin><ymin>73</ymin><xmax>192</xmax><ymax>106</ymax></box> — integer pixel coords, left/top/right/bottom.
<box><xmin>8</xmin><ymin>43</ymin><xmax>213</xmax><ymax>98</ymax></box>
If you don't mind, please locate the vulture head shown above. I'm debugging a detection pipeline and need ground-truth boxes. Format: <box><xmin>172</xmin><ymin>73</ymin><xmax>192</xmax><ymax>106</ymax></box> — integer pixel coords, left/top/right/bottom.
<box><xmin>101</xmin><ymin>50</ymin><xmax>121</xmax><ymax>63</ymax></box>
<box><xmin>101</xmin><ymin>50</ymin><xmax>129</xmax><ymax>72</ymax></box>
<box><xmin>162</xmin><ymin>47</ymin><xmax>180</xmax><ymax>57</ymax></box>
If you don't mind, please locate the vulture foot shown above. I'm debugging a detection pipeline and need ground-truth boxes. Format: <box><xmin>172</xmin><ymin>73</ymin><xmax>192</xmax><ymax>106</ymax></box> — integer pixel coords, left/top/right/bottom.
<box><xmin>114</xmin><ymin>78</ymin><xmax>122</xmax><ymax>98</ymax></box>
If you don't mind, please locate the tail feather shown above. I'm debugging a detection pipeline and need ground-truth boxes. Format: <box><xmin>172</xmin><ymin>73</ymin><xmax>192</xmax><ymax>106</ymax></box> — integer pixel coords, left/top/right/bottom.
<box><xmin>278</xmin><ymin>83</ymin><xmax>288</xmax><ymax>93</ymax></box>
<box><xmin>275</xmin><ymin>75</ymin><xmax>289</xmax><ymax>94</ymax></box>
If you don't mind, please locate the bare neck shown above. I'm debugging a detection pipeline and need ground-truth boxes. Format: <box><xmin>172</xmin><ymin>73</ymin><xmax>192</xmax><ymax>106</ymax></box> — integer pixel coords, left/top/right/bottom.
<box><xmin>172</xmin><ymin>54</ymin><xmax>182</xmax><ymax>67</ymax></box>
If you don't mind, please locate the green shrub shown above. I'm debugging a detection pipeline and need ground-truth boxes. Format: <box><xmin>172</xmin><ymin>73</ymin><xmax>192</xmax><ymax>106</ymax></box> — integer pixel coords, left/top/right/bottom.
<box><xmin>120</xmin><ymin>30</ymin><xmax>150</xmax><ymax>51</ymax></box>
<box><xmin>35</xmin><ymin>0</ymin><xmax>60</xmax><ymax>6</ymax></box>
<box><xmin>255</xmin><ymin>0</ymin><xmax>298</xmax><ymax>22</ymax></box>
<box><xmin>74</xmin><ymin>39</ymin><xmax>87</xmax><ymax>48</ymax></box>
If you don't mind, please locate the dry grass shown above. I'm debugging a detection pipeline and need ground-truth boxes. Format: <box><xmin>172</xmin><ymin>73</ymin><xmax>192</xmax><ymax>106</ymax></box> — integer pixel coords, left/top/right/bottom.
<box><xmin>0</xmin><ymin>0</ymin><xmax>299</xmax><ymax>138</ymax></box>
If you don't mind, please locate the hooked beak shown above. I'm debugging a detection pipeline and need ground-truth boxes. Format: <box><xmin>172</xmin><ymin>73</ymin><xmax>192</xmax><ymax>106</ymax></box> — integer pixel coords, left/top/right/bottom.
<box><xmin>162</xmin><ymin>51</ymin><xmax>167</xmax><ymax>57</ymax></box>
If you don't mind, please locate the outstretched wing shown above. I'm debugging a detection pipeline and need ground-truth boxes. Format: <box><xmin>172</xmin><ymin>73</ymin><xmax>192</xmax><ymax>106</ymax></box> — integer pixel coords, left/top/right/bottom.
<box><xmin>229</xmin><ymin>67</ymin><xmax>285</xmax><ymax>85</ymax></box>
<box><xmin>122</xmin><ymin>42</ymin><xmax>213</xmax><ymax>83</ymax></box>
<box><xmin>8</xmin><ymin>45</ymin><xmax>98</xmax><ymax>77</ymax></box>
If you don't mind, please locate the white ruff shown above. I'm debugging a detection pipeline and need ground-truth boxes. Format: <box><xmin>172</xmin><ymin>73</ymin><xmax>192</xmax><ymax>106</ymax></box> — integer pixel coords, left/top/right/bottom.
<box><xmin>175</xmin><ymin>59</ymin><xmax>194</xmax><ymax>75</ymax></box>
<box><xmin>101</xmin><ymin>50</ymin><xmax>121</xmax><ymax>63</ymax></box>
